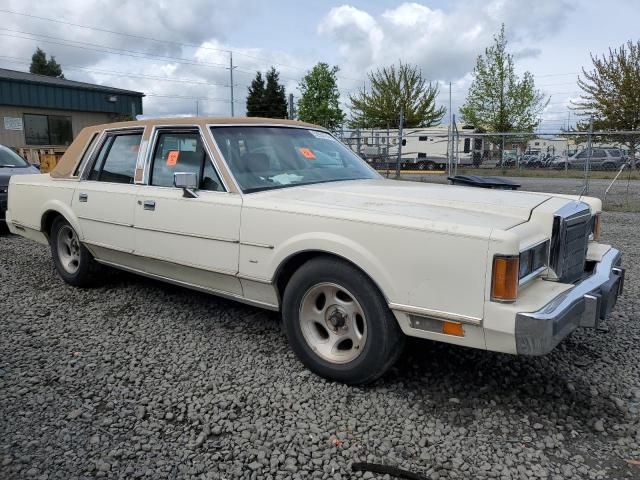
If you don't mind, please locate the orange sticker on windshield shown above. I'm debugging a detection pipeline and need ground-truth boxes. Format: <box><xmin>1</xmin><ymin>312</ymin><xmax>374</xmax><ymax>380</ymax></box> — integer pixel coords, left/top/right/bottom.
<box><xmin>299</xmin><ymin>147</ymin><xmax>315</xmax><ymax>159</ymax></box>
<box><xmin>166</xmin><ymin>150</ymin><xmax>179</xmax><ymax>166</ymax></box>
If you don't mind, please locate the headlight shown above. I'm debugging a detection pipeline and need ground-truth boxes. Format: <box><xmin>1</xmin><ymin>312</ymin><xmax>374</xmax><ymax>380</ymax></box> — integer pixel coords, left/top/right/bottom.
<box><xmin>518</xmin><ymin>241</ymin><xmax>549</xmax><ymax>282</ymax></box>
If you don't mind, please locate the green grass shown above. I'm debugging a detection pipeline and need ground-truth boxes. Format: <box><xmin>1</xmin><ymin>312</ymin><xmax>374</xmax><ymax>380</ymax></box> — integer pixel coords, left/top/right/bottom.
<box><xmin>456</xmin><ymin>168</ymin><xmax>640</xmax><ymax>180</ymax></box>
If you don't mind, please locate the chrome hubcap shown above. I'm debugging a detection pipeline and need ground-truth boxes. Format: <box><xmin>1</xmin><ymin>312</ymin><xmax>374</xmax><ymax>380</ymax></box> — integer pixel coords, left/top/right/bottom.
<box><xmin>299</xmin><ymin>282</ymin><xmax>367</xmax><ymax>364</ymax></box>
<box><xmin>56</xmin><ymin>225</ymin><xmax>81</xmax><ymax>274</ymax></box>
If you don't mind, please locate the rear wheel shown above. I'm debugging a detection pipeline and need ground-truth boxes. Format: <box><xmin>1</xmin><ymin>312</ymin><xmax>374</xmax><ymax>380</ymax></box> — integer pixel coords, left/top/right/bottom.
<box><xmin>282</xmin><ymin>257</ymin><xmax>405</xmax><ymax>385</ymax></box>
<box><xmin>50</xmin><ymin>217</ymin><xmax>99</xmax><ymax>287</ymax></box>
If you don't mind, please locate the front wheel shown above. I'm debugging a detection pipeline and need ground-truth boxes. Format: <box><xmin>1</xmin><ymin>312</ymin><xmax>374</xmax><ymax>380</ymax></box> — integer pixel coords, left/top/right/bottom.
<box><xmin>282</xmin><ymin>257</ymin><xmax>405</xmax><ymax>385</ymax></box>
<box><xmin>50</xmin><ymin>217</ymin><xmax>99</xmax><ymax>287</ymax></box>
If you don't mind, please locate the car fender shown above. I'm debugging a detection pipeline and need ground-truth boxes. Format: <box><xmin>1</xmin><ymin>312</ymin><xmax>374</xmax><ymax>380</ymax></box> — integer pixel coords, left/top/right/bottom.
<box><xmin>40</xmin><ymin>199</ymin><xmax>84</xmax><ymax>240</ymax></box>
<box><xmin>270</xmin><ymin>231</ymin><xmax>398</xmax><ymax>302</ymax></box>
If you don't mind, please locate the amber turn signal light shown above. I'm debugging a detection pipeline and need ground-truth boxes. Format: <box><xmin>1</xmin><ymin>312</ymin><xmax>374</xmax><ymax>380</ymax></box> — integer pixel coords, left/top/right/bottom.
<box><xmin>442</xmin><ymin>321</ymin><xmax>464</xmax><ymax>337</ymax></box>
<box><xmin>491</xmin><ymin>256</ymin><xmax>519</xmax><ymax>302</ymax></box>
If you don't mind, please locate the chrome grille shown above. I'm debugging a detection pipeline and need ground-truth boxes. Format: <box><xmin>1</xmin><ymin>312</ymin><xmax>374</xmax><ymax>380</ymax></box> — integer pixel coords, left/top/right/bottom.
<box><xmin>550</xmin><ymin>202</ymin><xmax>591</xmax><ymax>283</ymax></box>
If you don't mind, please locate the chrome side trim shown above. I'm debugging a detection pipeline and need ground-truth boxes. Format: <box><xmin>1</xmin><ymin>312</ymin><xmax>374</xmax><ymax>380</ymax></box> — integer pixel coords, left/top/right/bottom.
<box><xmin>237</xmin><ymin>274</ymin><xmax>272</xmax><ymax>284</ymax></box>
<box><xmin>134</xmin><ymin>224</ymin><xmax>238</xmax><ymax>243</ymax></box>
<box><xmin>83</xmin><ymin>240</ymin><xmax>133</xmax><ymax>254</ymax></box>
<box><xmin>77</xmin><ymin>215</ymin><xmax>133</xmax><ymax>228</ymax></box>
<box><xmin>86</xmin><ymin>239</ymin><xmax>236</xmax><ymax>275</ymax></box>
<box><xmin>94</xmin><ymin>258</ymin><xmax>279</xmax><ymax>311</ymax></box>
<box><xmin>240</xmin><ymin>241</ymin><xmax>274</xmax><ymax>249</ymax></box>
<box><xmin>389</xmin><ymin>302</ymin><xmax>482</xmax><ymax>326</ymax></box>
<box><xmin>519</xmin><ymin>266</ymin><xmax>548</xmax><ymax>287</ymax></box>
<box><xmin>10</xmin><ymin>220</ymin><xmax>40</xmax><ymax>231</ymax></box>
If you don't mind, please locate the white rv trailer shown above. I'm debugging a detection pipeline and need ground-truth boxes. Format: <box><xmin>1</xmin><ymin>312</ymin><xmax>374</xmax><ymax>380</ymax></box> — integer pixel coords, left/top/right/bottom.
<box><xmin>340</xmin><ymin>125</ymin><xmax>484</xmax><ymax>170</ymax></box>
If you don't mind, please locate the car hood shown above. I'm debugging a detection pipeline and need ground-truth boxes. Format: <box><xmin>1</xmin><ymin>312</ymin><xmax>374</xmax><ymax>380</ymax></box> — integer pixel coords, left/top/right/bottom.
<box><xmin>0</xmin><ymin>165</ymin><xmax>39</xmax><ymax>186</ymax></box>
<box><xmin>247</xmin><ymin>179</ymin><xmax>553</xmax><ymax>231</ymax></box>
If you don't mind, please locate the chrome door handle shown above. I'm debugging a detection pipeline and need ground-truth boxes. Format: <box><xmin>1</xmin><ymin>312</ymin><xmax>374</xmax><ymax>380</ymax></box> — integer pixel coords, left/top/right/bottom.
<box><xmin>78</xmin><ymin>193</ymin><xmax>88</xmax><ymax>202</ymax></box>
<box><xmin>143</xmin><ymin>200</ymin><xmax>156</xmax><ymax>211</ymax></box>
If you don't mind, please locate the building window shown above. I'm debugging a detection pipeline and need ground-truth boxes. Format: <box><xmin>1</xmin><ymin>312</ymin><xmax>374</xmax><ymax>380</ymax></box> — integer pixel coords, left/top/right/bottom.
<box><xmin>418</xmin><ymin>136</ymin><xmax>428</xmax><ymax>141</ymax></box>
<box><xmin>23</xmin><ymin>114</ymin><xmax>73</xmax><ymax>146</ymax></box>
<box><xmin>463</xmin><ymin>138</ymin><xmax>471</xmax><ymax>153</ymax></box>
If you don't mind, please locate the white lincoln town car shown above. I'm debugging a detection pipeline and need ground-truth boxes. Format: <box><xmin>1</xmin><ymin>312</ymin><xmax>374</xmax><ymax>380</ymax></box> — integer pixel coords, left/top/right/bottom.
<box><xmin>6</xmin><ymin>117</ymin><xmax>625</xmax><ymax>384</ymax></box>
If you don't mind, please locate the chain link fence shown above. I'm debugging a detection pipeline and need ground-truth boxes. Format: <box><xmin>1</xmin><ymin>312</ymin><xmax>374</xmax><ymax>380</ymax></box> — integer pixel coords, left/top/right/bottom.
<box><xmin>335</xmin><ymin>127</ymin><xmax>640</xmax><ymax>210</ymax></box>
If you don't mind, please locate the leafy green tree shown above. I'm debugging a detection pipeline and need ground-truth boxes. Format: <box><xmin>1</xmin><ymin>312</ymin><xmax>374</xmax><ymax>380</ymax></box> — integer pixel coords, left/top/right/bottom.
<box><xmin>348</xmin><ymin>62</ymin><xmax>445</xmax><ymax>128</ymax></box>
<box><xmin>246</xmin><ymin>71</ymin><xmax>266</xmax><ymax>117</ymax></box>
<box><xmin>264</xmin><ymin>67</ymin><xmax>288</xmax><ymax>118</ymax></box>
<box><xmin>29</xmin><ymin>47</ymin><xmax>64</xmax><ymax>78</ymax></box>
<box><xmin>574</xmin><ymin>39</ymin><xmax>640</xmax><ymax>166</ymax></box>
<box><xmin>297</xmin><ymin>63</ymin><xmax>344</xmax><ymax>129</ymax></box>
<box><xmin>460</xmin><ymin>25</ymin><xmax>546</xmax><ymax>133</ymax></box>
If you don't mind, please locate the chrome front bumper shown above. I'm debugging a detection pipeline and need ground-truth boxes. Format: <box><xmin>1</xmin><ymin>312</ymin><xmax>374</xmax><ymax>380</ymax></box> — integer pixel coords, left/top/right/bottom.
<box><xmin>515</xmin><ymin>248</ymin><xmax>624</xmax><ymax>355</ymax></box>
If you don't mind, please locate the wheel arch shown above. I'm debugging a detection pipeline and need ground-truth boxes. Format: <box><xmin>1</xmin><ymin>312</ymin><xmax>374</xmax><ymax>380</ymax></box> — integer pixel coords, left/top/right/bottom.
<box><xmin>273</xmin><ymin>249</ymin><xmax>392</xmax><ymax>307</ymax></box>
<box><xmin>40</xmin><ymin>202</ymin><xmax>83</xmax><ymax>240</ymax></box>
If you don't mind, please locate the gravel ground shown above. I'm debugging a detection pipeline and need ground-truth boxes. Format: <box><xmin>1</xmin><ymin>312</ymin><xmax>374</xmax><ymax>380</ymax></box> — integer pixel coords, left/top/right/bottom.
<box><xmin>1</xmin><ymin>212</ymin><xmax>639</xmax><ymax>480</ymax></box>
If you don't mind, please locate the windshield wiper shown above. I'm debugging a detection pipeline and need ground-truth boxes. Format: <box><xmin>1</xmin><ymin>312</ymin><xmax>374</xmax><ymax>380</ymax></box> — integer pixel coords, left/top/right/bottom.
<box><xmin>0</xmin><ymin>165</ymin><xmax>18</xmax><ymax>168</ymax></box>
<box><xmin>243</xmin><ymin>177</ymin><xmax>365</xmax><ymax>194</ymax></box>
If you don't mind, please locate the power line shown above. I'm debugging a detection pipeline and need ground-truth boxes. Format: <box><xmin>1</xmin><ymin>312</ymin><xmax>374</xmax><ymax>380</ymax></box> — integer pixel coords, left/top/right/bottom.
<box><xmin>0</xmin><ymin>29</ymin><xmax>230</xmax><ymax>69</ymax></box>
<box><xmin>0</xmin><ymin>56</ymin><xmax>232</xmax><ymax>87</ymax></box>
<box><xmin>0</xmin><ymin>9</ymin><xmax>363</xmax><ymax>83</ymax></box>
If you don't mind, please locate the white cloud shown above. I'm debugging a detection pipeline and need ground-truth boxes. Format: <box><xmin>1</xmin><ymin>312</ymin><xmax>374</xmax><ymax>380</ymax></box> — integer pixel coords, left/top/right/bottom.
<box><xmin>318</xmin><ymin>1</ymin><xmax>573</xmax><ymax>81</ymax></box>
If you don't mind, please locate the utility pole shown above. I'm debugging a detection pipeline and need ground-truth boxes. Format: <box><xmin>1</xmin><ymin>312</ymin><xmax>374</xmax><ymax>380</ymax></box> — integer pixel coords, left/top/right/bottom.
<box><xmin>585</xmin><ymin>116</ymin><xmax>593</xmax><ymax>194</ymax></box>
<box><xmin>228</xmin><ymin>51</ymin><xmax>236</xmax><ymax>117</ymax></box>
<box><xmin>288</xmin><ymin>93</ymin><xmax>294</xmax><ymax>120</ymax></box>
<box><xmin>395</xmin><ymin>108</ymin><xmax>404</xmax><ymax>179</ymax></box>
<box><xmin>448</xmin><ymin>81</ymin><xmax>452</xmax><ymax>175</ymax></box>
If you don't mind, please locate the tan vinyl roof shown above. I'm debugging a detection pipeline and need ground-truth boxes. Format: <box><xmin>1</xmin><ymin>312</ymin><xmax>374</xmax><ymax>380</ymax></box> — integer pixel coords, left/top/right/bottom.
<box><xmin>50</xmin><ymin>116</ymin><xmax>326</xmax><ymax>179</ymax></box>
<box><xmin>86</xmin><ymin>116</ymin><xmax>322</xmax><ymax>131</ymax></box>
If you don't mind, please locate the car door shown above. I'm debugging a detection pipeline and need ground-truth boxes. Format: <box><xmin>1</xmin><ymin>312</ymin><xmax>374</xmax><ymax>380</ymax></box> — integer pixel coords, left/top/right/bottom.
<box><xmin>571</xmin><ymin>150</ymin><xmax>587</xmax><ymax>168</ymax></box>
<box><xmin>589</xmin><ymin>149</ymin><xmax>606</xmax><ymax>169</ymax></box>
<box><xmin>73</xmin><ymin>128</ymin><xmax>143</xmax><ymax>257</ymax></box>
<box><xmin>134</xmin><ymin>127</ymin><xmax>242</xmax><ymax>296</ymax></box>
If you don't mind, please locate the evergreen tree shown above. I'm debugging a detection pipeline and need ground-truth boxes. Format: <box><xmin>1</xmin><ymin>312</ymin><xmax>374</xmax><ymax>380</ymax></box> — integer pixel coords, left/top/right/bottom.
<box><xmin>246</xmin><ymin>71</ymin><xmax>266</xmax><ymax>117</ymax></box>
<box><xmin>29</xmin><ymin>47</ymin><xmax>64</xmax><ymax>78</ymax></box>
<box><xmin>264</xmin><ymin>67</ymin><xmax>288</xmax><ymax>118</ymax></box>
<box><xmin>297</xmin><ymin>63</ymin><xmax>344</xmax><ymax>129</ymax></box>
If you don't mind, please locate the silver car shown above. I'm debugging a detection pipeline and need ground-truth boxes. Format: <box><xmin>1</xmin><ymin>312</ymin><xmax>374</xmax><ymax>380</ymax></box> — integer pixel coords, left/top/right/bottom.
<box><xmin>553</xmin><ymin>148</ymin><xmax>626</xmax><ymax>170</ymax></box>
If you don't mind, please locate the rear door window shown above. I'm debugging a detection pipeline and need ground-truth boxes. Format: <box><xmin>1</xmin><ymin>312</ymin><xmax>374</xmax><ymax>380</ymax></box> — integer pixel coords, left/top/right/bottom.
<box><xmin>88</xmin><ymin>132</ymin><xmax>142</xmax><ymax>183</ymax></box>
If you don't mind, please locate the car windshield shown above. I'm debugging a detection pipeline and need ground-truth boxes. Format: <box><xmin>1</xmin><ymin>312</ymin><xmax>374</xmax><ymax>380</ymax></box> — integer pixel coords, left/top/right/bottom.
<box><xmin>209</xmin><ymin>126</ymin><xmax>380</xmax><ymax>193</ymax></box>
<box><xmin>0</xmin><ymin>145</ymin><xmax>29</xmax><ymax>167</ymax></box>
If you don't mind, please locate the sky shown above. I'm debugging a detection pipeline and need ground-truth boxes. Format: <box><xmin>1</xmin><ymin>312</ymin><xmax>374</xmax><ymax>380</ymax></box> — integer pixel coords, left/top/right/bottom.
<box><xmin>1</xmin><ymin>0</ymin><xmax>639</xmax><ymax>132</ymax></box>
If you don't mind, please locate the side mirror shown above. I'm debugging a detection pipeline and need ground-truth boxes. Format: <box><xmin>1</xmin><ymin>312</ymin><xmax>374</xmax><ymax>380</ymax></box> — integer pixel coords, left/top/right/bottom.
<box><xmin>401</xmin><ymin>139</ymin><xmax>406</xmax><ymax>146</ymax></box>
<box><xmin>174</xmin><ymin>172</ymin><xmax>198</xmax><ymax>198</ymax></box>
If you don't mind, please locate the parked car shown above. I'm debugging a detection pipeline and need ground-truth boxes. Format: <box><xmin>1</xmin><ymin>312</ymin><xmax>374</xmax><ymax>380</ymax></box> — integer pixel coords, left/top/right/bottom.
<box><xmin>0</xmin><ymin>144</ymin><xmax>39</xmax><ymax>229</ymax></box>
<box><xmin>555</xmin><ymin>148</ymin><xmax>626</xmax><ymax>170</ymax></box>
<box><xmin>6</xmin><ymin>117</ymin><xmax>625</xmax><ymax>384</ymax></box>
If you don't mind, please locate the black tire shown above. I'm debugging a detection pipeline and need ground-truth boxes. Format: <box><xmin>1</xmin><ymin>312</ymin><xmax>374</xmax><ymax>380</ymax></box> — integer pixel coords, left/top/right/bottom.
<box><xmin>50</xmin><ymin>217</ymin><xmax>99</xmax><ymax>287</ymax></box>
<box><xmin>282</xmin><ymin>256</ymin><xmax>405</xmax><ymax>385</ymax></box>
